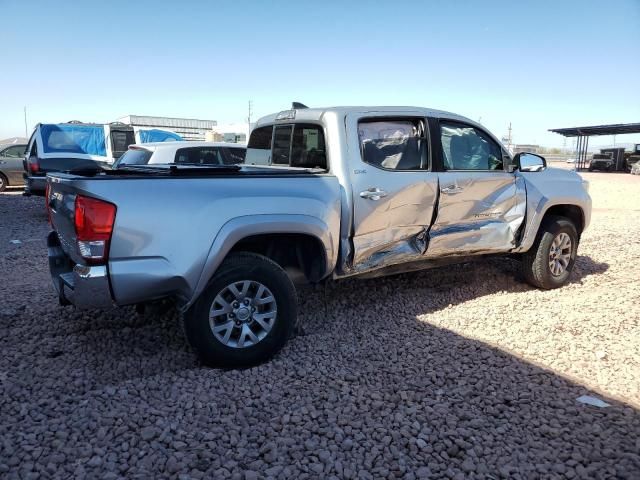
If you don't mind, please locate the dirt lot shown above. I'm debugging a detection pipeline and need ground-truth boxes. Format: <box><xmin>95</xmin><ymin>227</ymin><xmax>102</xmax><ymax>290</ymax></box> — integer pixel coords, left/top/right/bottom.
<box><xmin>1</xmin><ymin>172</ymin><xmax>639</xmax><ymax>479</ymax></box>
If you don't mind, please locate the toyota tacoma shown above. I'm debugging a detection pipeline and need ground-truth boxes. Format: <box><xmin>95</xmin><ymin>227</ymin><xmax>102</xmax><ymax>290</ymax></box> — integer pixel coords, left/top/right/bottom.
<box><xmin>45</xmin><ymin>105</ymin><xmax>592</xmax><ymax>367</ymax></box>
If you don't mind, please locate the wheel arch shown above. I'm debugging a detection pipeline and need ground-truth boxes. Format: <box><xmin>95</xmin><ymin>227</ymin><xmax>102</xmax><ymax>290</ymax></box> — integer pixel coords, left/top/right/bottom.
<box><xmin>542</xmin><ymin>204</ymin><xmax>585</xmax><ymax>236</ymax></box>
<box><xmin>185</xmin><ymin>215</ymin><xmax>336</xmax><ymax>310</ymax></box>
<box><xmin>517</xmin><ymin>200</ymin><xmax>588</xmax><ymax>253</ymax></box>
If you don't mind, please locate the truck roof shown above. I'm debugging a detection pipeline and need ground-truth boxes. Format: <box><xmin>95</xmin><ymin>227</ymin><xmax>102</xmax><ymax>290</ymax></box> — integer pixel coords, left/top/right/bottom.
<box><xmin>132</xmin><ymin>141</ymin><xmax>246</xmax><ymax>149</ymax></box>
<box><xmin>254</xmin><ymin>106</ymin><xmax>474</xmax><ymax>127</ymax></box>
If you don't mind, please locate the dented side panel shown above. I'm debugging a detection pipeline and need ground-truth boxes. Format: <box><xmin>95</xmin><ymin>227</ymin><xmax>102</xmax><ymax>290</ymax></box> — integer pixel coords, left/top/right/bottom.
<box><xmin>350</xmin><ymin>178</ymin><xmax>439</xmax><ymax>269</ymax></box>
<box><xmin>343</xmin><ymin>111</ymin><xmax>439</xmax><ymax>274</ymax></box>
<box><xmin>426</xmin><ymin>172</ymin><xmax>526</xmax><ymax>256</ymax></box>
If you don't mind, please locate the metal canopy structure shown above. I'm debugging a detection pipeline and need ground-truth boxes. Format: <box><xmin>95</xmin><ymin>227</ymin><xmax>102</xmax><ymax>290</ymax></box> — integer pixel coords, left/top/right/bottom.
<box><xmin>549</xmin><ymin>123</ymin><xmax>640</xmax><ymax>170</ymax></box>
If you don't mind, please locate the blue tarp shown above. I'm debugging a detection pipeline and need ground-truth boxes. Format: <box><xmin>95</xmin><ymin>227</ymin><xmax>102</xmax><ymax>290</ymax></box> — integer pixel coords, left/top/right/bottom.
<box><xmin>40</xmin><ymin>124</ymin><xmax>107</xmax><ymax>156</ymax></box>
<box><xmin>138</xmin><ymin>129</ymin><xmax>182</xmax><ymax>143</ymax></box>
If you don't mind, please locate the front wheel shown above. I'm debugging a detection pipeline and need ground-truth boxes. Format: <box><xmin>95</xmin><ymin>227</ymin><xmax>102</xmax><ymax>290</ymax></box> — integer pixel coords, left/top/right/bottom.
<box><xmin>184</xmin><ymin>252</ymin><xmax>297</xmax><ymax>368</ymax></box>
<box><xmin>0</xmin><ymin>173</ymin><xmax>7</xmax><ymax>192</ymax></box>
<box><xmin>521</xmin><ymin>216</ymin><xmax>579</xmax><ymax>289</ymax></box>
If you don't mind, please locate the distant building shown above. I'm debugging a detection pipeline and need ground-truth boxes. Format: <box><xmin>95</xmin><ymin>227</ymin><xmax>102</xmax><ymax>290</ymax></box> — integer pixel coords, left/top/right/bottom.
<box><xmin>117</xmin><ymin>115</ymin><xmax>217</xmax><ymax>141</ymax></box>
<box><xmin>513</xmin><ymin>144</ymin><xmax>540</xmax><ymax>154</ymax></box>
<box><xmin>205</xmin><ymin>122</ymin><xmax>250</xmax><ymax>144</ymax></box>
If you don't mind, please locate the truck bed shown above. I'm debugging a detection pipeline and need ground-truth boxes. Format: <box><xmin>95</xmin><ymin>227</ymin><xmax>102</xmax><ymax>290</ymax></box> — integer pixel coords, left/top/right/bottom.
<box><xmin>46</xmin><ymin>164</ymin><xmax>341</xmax><ymax>308</ymax></box>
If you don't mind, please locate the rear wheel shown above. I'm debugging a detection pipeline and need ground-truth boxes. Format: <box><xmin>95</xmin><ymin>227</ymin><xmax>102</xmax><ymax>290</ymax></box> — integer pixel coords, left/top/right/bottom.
<box><xmin>184</xmin><ymin>252</ymin><xmax>297</xmax><ymax>368</ymax></box>
<box><xmin>521</xmin><ymin>216</ymin><xmax>578</xmax><ymax>289</ymax></box>
<box><xmin>0</xmin><ymin>173</ymin><xmax>7</xmax><ymax>192</ymax></box>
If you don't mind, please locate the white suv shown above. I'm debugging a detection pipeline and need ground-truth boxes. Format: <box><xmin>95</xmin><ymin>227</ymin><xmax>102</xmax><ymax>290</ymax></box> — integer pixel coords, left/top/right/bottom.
<box><xmin>114</xmin><ymin>141</ymin><xmax>246</xmax><ymax>168</ymax></box>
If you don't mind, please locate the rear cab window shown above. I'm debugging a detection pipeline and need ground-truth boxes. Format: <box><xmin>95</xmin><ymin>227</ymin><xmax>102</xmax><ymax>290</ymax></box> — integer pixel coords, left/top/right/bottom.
<box><xmin>175</xmin><ymin>147</ymin><xmax>224</xmax><ymax>165</ymax></box>
<box><xmin>116</xmin><ymin>148</ymin><xmax>153</xmax><ymax>166</ymax></box>
<box><xmin>39</xmin><ymin>124</ymin><xmax>107</xmax><ymax>156</ymax></box>
<box><xmin>246</xmin><ymin>123</ymin><xmax>327</xmax><ymax>170</ymax></box>
<box><xmin>174</xmin><ymin>147</ymin><xmax>246</xmax><ymax>165</ymax></box>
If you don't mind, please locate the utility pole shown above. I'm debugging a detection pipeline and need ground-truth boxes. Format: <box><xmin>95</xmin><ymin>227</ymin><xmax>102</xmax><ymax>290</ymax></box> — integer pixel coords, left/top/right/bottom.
<box><xmin>23</xmin><ymin>106</ymin><xmax>28</xmax><ymax>137</ymax></box>
<box><xmin>247</xmin><ymin>100</ymin><xmax>253</xmax><ymax>131</ymax></box>
<box><xmin>508</xmin><ymin>122</ymin><xmax>512</xmax><ymax>151</ymax></box>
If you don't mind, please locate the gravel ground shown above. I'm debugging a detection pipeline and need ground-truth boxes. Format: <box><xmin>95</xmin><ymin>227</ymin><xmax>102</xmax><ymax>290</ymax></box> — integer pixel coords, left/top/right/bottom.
<box><xmin>1</xmin><ymin>173</ymin><xmax>639</xmax><ymax>479</ymax></box>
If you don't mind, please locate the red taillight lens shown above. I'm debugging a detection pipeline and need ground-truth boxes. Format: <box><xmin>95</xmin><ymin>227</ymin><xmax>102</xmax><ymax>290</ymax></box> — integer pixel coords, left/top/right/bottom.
<box><xmin>28</xmin><ymin>159</ymin><xmax>39</xmax><ymax>173</ymax></box>
<box><xmin>74</xmin><ymin>195</ymin><xmax>116</xmax><ymax>263</ymax></box>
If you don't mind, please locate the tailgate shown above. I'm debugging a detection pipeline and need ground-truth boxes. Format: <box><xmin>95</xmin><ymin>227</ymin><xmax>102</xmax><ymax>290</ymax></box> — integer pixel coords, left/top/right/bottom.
<box><xmin>39</xmin><ymin>156</ymin><xmax>111</xmax><ymax>174</ymax></box>
<box><xmin>47</xmin><ymin>175</ymin><xmax>87</xmax><ymax>265</ymax></box>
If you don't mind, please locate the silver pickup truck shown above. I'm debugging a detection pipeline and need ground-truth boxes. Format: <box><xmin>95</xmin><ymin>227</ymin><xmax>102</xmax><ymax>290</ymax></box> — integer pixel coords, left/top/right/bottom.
<box><xmin>46</xmin><ymin>106</ymin><xmax>591</xmax><ymax>367</ymax></box>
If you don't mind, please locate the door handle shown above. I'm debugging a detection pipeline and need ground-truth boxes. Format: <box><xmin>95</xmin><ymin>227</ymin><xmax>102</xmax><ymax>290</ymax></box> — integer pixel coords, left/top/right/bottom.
<box><xmin>440</xmin><ymin>184</ymin><xmax>463</xmax><ymax>194</ymax></box>
<box><xmin>360</xmin><ymin>187</ymin><xmax>388</xmax><ymax>200</ymax></box>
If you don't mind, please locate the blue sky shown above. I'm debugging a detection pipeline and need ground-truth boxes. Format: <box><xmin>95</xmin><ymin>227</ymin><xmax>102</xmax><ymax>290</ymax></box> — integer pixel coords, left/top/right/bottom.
<box><xmin>2</xmin><ymin>0</ymin><xmax>639</xmax><ymax>147</ymax></box>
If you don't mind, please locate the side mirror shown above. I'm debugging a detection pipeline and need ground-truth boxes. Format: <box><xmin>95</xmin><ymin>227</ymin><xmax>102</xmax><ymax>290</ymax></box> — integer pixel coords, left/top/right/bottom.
<box><xmin>514</xmin><ymin>152</ymin><xmax>546</xmax><ymax>172</ymax></box>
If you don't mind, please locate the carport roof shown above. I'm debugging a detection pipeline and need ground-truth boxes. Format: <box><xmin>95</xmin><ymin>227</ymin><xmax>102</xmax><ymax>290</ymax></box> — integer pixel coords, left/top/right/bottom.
<box><xmin>549</xmin><ymin>123</ymin><xmax>640</xmax><ymax>137</ymax></box>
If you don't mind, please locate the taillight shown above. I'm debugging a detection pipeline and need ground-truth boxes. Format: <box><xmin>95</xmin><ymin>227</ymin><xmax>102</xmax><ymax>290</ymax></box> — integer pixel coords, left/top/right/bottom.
<box><xmin>28</xmin><ymin>158</ymin><xmax>39</xmax><ymax>173</ymax></box>
<box><xmin>74</xmin><ymin>195</ymin><xmax>116</xmax><ymax>264</ymax></box>
<box><xmin>45</xmin><ymin>182</ymin><xmax>51</xmax><ymax>225</ymax></box>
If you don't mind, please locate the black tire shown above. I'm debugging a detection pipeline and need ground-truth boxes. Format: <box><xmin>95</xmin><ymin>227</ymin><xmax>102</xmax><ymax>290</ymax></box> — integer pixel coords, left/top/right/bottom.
<box><xmin>184</xmin><ymin>252</ymin><xmax>297</xmax><ymax>368</ymax></box>
<box><xmin>0</xmin><ymin>173</ymin><xmax>7</xmax><ymax>192</ymax></box>
<box><xmin>521</xmin><ymin>216</ymin><xmax>579</xmax><ymax>289</ymax></box>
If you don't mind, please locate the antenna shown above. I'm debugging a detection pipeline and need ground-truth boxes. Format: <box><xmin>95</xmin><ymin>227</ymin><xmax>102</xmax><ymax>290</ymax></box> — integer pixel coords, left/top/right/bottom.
<box><xmin>23</xmin><ymin>106</ymin><xmax>28</xmax><ymax>137</ymax></box>
<box><xmin>247</xmin><ymin>100</ymin><xmax>253</xmax><ymax>130</ymax></box>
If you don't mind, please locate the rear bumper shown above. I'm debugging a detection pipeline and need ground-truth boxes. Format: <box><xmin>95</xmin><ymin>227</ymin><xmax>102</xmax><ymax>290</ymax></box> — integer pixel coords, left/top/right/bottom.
<box><xmin>23</xmin><ymin>175</ymin><xmax>46</xmax><ymax>196</ymax></box>
<box><xmin>47</xmin><ymin>231</ymin><xmax>114</xmax><ymax>308</ymax></box>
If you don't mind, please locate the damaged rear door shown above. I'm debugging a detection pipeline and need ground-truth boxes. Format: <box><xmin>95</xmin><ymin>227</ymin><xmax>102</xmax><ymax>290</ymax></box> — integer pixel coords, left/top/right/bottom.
<box><xmin>426</xmin><ymin>119</ymin><xmax>526</xmax><ymax>256</ymax></box>
<box><xmin>346</xmin><ymin>114</ymin><xmax>438</xmax><ymax>272</ymax></box>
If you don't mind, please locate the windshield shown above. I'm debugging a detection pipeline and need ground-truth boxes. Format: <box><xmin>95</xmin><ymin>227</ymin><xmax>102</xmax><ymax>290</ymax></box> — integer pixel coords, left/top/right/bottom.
<box><xmin>115</xmin><ymin>148</ymin><xmax>153</xmax><ymax>167</ymax></box>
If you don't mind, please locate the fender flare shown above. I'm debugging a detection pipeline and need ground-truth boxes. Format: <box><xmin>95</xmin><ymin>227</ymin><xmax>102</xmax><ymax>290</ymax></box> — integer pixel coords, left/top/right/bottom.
<box><xmin>184</xmin><ymin>214</ymin><xmax>336</xmax><ymax>310</ymax></box>
<box><xmin>517</xmin><ymin>198</ymin><xmax>585</xmax><ymax>252</ymax></box>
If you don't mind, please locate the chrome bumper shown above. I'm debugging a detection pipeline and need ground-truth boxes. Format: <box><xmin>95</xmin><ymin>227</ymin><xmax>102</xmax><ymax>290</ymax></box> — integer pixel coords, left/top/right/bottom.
<box><xmin>47</xmin><ymin>231</ymin><xmax>114</xmax><ymax>308</ymax></box>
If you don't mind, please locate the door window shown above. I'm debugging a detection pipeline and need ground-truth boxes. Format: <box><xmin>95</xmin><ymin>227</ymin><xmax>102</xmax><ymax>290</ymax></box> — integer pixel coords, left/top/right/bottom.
<box><xmin>28</xmin><ymin>137</ymin><xmax>38</xmax><ymax>158</ymax></box>
<box><xmin>1</xmin><ymin>145</ymin><xmax>26</xmax><ymax>158</ymax></box>
<box><xmin>358</xmin><ymin>119</ymin><xmax>427</xmax><ymax>170</ymax></box>
<box><xmin>440</xmin><ymin>122</ymin><xmax>503</xmax><ymax>171</ymax></box>
<box><xmin>117</xmin><ymin>148</ymin><xmax>153</xmax><ymax>166</ymax></box>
